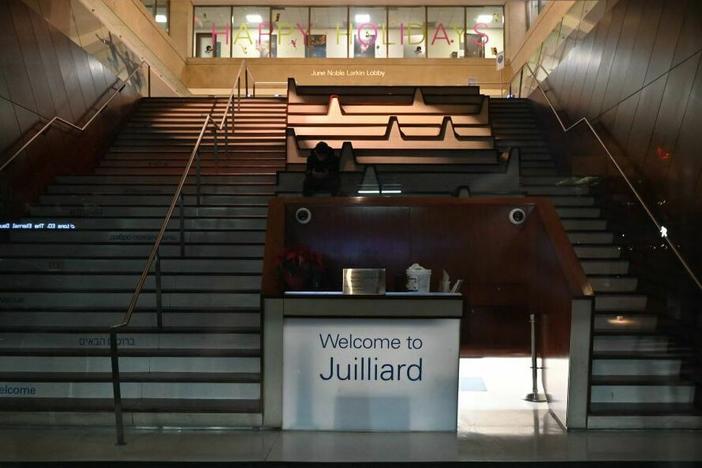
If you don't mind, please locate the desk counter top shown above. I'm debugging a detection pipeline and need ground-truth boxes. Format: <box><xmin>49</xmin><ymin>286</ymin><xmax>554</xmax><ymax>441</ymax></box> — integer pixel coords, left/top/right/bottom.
<box><xmin>280</xmin><ymin>292</ymin><xmax>463</xmax><ymax>318</ymax></box>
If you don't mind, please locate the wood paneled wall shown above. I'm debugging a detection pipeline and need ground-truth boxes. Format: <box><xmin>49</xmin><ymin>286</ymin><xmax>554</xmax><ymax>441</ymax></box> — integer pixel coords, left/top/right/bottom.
<box><xmin>537</xmin><ymin>0</ymin><xmax>702</xmax><ymax>274</ymax></box>
<box><xmin>0</xmin><ymin>0</ymin><xmax>139</xmax><ymax>215</ymax></box>
<box><xmin>262</xmin><ymin>197</ymin><xmax>592</xmax><ymax>355</ymax></box>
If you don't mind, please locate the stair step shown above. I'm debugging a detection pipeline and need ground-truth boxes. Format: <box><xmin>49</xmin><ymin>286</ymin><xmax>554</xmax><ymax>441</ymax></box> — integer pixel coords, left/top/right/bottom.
<box><xmin>589</xmin><ymin>277</ymin><xmax>638</xmax><ymax>292</ymax></box>
<box><xmin>581</xmin><ymin>260</ymin><xmax>629</xmax><ymax>275</ymax></box>
<box><xmin>521</xmin><ymin>176</ymin><xmax>601</xmax><ymax>186</ymax></box>
<box><xmin>592</xmin><ymin>357</ymin><xmax>681</xmax><ymax>377</ymax></box>
<box><xmin>0</xmin><ymin>397</ymin><xmax>261</xmax><ymax>414</ymax></box>
<box><xmin>47</xmin><ymin>185</ymin><xmax>275</xmax><ymax>196</ymax></box>
<box><xmin>0</xmin><ymin>292</ymin><xmax>260</xmax><ymax>310</ymax></box>
<box><xmin>590</xmin><ymin>382</ymin><xmax>694</xmax><ymax>404</ymax></box>
<box><xmin>592</xmin><ymin>335</ymin><xmax>669</xmax><ymax>353</ymax></box>
<box><xmin>588</xmin><ymin>403</ymin><xmax>702</xmax><ymax>429</ymax></box>
<box><xmin>0</xmin><ymin>274</ymin><xmax>261</xmax><ymax>291</ymax></box>
<box><xmin>560</xmin><ymin>219</ymin><xmax>607</xmax><ymax>231</ymax></box>
<box><xmin>10</xmin><ymin>217</ymin><xmax>267</xmax><ymax>230</ymax></box>
<box><xmin>29</xmin><ymin>206</ymin><xmax>268</xmax><ymax>218</ymax></box>
<box><xmin>0</xmin><ymin>311</ymin><xmax>261</xmax><ymax>330</ymax></box>
<box><xmin>0</xmin><ymin>381</ymin><xmax>259</xmax><ymax>400</ymax></box>
<box><xmin>548</xmin><ymin>196</ymin><xmax>596</xmax><ymax>207</ymax></box>
<box><xmin>595</xmin><ymin>294</ymin><xmax>648</xmax><ymax>312</ymax></box>
<box><xmin>525</xmin><ymin>185</ymin><xmax>590</xmax><ymax>195</ymax></box>
<box><xmin>593</xmin><ymin>313</ymin><xmax>658</xmax><ymax>332</ymax></box>
<box><xmin>93</xmin><ymin>168</ymin><xmax>279</xmax><ymax>176</ymax></box>
<box><xmin>568</xmin><ymin>232</ymin><xmax>614</xmax><ymax>244</ymax></box>
<box><xmin>574</xmin><ymin>245</ymin><xmax>622</xmax><ymax>259</ymax></box>
<box><xmin>8</xmin><ymin>230</ymin><xmax>266</xmax><ymax>244</ymax></box>
<box><xmin>99</xmin><ymin>160</ymin><xmax>286</xmax><ymax>169</ymax></box>
<box><xmin>0</xmin><ymin>332</ymin><xmax>259</xmax><ymax>350</ymax></box>
<box><xmin>55</xmin><ymin>175</ymin><xmax>276</xmax><ymax>185</ymax></box>
<box><xmin>556</xmin><ymin>207</ymin><xmax>601</xmax><ymax>218</ymax></box>
<box><xmin>38</xmin><ymin>194</ymin><xmax>272</xmax><ymax>206</ymax></box>
<box><xmin>0</xmin><ymin>258</ymin><xmax>262</xmax><ymax>273</ymax></box>
<box><xmin>0</xmin><ymin>243</ymin><xmax>264</xmax><ymax>258</ymax></box>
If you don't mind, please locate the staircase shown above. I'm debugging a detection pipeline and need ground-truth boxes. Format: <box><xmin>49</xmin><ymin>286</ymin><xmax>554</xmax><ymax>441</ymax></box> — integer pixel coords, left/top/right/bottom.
<box><xmin>0</xmin><ymin>96</ymin><xmax>287</xmax><ymax>426</ymax></box>
<box><xmin>490</xmin><ymin>97</ymin><xmax>702</xmax><ymax>429</ymax></box>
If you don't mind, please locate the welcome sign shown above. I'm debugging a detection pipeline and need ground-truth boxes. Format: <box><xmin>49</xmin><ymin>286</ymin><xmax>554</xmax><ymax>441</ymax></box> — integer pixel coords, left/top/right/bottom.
<box><xmin>282</xmin><ymin>317</ymin><xmax>460</xmax><ymax>431</ymax></box>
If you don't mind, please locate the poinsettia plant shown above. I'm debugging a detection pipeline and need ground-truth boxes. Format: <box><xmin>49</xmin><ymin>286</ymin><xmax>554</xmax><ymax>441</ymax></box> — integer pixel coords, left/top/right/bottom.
<box><xmin>276</xmin><ymin>245</ymin><xmax>326</xmax><ymax>291</ymax></box>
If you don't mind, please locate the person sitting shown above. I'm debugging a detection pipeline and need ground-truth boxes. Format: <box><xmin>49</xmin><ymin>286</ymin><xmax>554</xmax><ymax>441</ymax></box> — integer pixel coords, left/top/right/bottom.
<box><xmin>303</xmin><ymin>142</ymin><xmax>340</xmax><ymax>196</ymax></box>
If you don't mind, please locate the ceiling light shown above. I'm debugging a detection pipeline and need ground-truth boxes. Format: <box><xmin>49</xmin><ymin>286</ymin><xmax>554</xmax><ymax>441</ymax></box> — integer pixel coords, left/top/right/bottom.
<box><xmin>155</xmin><ymin>14</ymin><xmax>167</xmax><ymax>23</ymax></box>
<box><xmin>475</xmin><ymin>14</ymin><xmax>493</xmax><ymax>24</ymax></box>
<box><xmin>355</xmin><ymin>14</ymin><xmax>371</xmax><ymax>23</ymax></box>
<box><xmin>246</xmin><ymin>14</ymin><xmax>263</xmax><ymax>24</ymax></box>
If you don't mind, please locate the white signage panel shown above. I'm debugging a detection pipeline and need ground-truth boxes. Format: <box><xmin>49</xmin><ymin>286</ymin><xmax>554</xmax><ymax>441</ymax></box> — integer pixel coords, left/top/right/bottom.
<box><xmin>283</xmin><ymin>318</ymin><xmax>459</xmax><ymax>431</ymax></box>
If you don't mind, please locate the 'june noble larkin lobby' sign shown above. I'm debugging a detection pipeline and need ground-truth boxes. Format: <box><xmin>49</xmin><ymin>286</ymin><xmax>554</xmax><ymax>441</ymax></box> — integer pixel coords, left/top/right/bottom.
<box><xmin>282</xmin><ymin>318</ymin><xmax>459</xmax><ymax>431</ymax></box>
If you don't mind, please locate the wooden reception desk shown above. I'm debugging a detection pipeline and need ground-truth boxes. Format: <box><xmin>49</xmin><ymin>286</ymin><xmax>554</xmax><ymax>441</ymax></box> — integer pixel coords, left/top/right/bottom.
<box><xmin>263</xmin><ymin>292</ymin><xmax>463</xmax><ymax>431</ymax></box>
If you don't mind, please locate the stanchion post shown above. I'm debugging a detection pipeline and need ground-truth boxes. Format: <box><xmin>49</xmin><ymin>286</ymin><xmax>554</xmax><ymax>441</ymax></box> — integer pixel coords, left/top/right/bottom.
<box><xmin>525</xmin><ymin>313</ymin><xmax>548</xmax><ymax>402</ymax></box>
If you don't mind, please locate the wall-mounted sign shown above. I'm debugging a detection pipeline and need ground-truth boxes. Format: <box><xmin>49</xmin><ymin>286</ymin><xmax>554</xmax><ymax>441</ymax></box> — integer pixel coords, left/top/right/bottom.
<box><xmin>283</xmin><ymin>317</ymin><xmax>459</xmax><ymax>431</ymax></box>
<box><xmin>310</xmin><ymin>68</ymin><xmax>386</xmax><ymax>78</ymax></box>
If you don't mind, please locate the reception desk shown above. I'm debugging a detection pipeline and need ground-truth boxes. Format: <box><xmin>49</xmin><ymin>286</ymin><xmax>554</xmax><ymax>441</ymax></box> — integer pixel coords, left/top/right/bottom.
<box><xmin>263</xmin><ymin>292</ymin><xmax>463</xmax><ymax>431</ymax></box>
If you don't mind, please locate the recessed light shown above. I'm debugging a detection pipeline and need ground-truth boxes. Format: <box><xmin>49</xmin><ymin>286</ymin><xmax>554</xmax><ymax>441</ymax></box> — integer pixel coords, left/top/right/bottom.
<box><xmin>355</xmin><ymin>14</ymin><xmax>371</xmax><ymax>23</ymax></box>
<box><xmin>246</xmin><ymin>14</ymin><xmax>263</xmax><ymax>24</ymax></box>
<box><xmin>155</xmin><ymin>14</ymin><xmax>167</xmax><ymax>23</ymax></box>
<box><xmin>475</xmin><ymin>14</ymin><xmax>493</xmax><ymax>24</ymax></box>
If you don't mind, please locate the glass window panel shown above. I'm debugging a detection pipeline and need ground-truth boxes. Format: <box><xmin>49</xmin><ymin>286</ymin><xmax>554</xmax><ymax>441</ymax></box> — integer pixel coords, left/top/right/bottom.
<box><xmin>388</xmin><ymin>7</ymin><xmax>425</xmax><ymax>58</ymax></box>
<box><xmin>155</xmin><ymin>0</ymin><xmax>169</xmax><ymax>33</ymax></box>
<box><xmin>465</xmin><ymin>6</ymin><xmax>503</xmax><ymax>58</ymax></box>
<box><xmin>193</xmin><ymin>6</ymin><xmax>232</xmax><ymax>58</ymax></box>
<box><xmin>349</xmin><ymin>7</ymin><xmax>386</xmax><ymax>58</ymax></box>
<box><xmin>232</xmin><ymin>7</ymin><xmax>271</xmax><ymax>57</ymax></box>
<box><xmin>427</xmin><ymin>7</ymin><xmax>464</xmax><ymax>58</ymax></box>
<box><xmin>271</xmin><ymin>7</ymin><xmax>308</xmax><ymax>58</ymax></box>
<box><xmin>309</xmin><ymin>7</ymin><xmax>348</xmax><ymax>58</ymax></box>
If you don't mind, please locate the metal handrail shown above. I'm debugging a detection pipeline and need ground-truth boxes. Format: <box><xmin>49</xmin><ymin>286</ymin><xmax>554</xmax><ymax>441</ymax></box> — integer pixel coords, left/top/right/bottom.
<box><xmin>0</xmin><ymin>61</ymin><xmax>149</xmax><ymax>173</ymax></box>
<box><xmin>520</xmin><ymin>63</ymin><xmax>702</xmax><ymax>291</ymax></box>
<box><xmin>109</xmin><ymin>113</ymin><xmax>215</xmax><ymax>445</ymax></box>
<box><xmin>108</xmin><ymin>60</ymin><xmax>257</xmax><ymax>445</ymax></box>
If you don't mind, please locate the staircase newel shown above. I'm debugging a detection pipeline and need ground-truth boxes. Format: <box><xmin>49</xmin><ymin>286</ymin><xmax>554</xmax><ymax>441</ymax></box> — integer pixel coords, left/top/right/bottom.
<box><xmin>110</xmin><ymin>330</ymin><xmax>126</xmax><ymax>445</ymax></box>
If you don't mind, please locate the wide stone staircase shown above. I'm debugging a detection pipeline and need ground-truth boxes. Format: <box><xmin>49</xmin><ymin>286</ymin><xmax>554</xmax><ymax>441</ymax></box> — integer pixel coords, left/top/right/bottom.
<box><xmin>490</xmin><ymin>97</ymin><xmax>701</xmax><ymax>429</ymax></box>
<box><xmin>0</xmin><ymin>96</ymin><xmax>286</xmax><ymax>426</ymax></box>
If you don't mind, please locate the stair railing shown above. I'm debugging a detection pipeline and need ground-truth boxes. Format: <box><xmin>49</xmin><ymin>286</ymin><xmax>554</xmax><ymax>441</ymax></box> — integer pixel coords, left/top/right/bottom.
<box><xmin>0</xmin><ymin>61</ymin><xmax>149</xmax><ymax>173</ymax></box>
<box><xmin>108</xmin><ymin>111</ymin><xmax>221</xmax><ymax>445</ymax></box>
<box><xmin>515</xmin><ymin>63</ymin><xmax>702</xmax><ymax>292</ymax></box>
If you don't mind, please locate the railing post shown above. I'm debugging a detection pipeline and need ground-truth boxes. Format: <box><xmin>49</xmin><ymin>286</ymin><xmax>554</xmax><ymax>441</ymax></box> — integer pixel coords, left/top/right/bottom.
<box><xmin>147</xmin><ymin>64</ymin><xmax>151</xmax><ymax>98</ymax></box>
<box><xmin>518</xmin><ymin>69</ymin><xmax>524</xmax><ymax>99</ymax></box>
<box><xmin>196</xmin><ymin>150</ymin><xmax>201</xmax><ymax>207</ymax></box>
<box><xmin>224</xmin><ymin>111</ymin><xmax>229</xmax><ymax>155</ymax></box>
<box><xmin>245</xmin><ymin>71</ymin><xmax>249</xmax><ymax>97</ymax></box>
<box><xmin>212</xmin><ymin>127</ymin><xmax>219</xmax><ymax>160</ymax></box>
<box><xmin>525</xmin><ymin>313</ymin><xmax>547</xmax><ymax>402</ymax></box>
<box><xmin>155</xmin><ymin>251</ymin><xmax>163</xmax><ymax>328</ymax></box>
<box><xmin>179</xmin><ymin>192</ymin><xmax>185</xmax><ymax>257</ymax></box>
<box><xmin>110</xmin><ymin>330</ymin><xmax>126</xmax><ymax>445</ymax></box>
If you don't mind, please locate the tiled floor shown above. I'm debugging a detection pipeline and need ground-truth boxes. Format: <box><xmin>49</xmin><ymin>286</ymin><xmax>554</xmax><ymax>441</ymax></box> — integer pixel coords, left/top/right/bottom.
<box><xmin>1</xmin><ymin>358</ymin><xmax>701</xmax><ymax>463</ymax></box>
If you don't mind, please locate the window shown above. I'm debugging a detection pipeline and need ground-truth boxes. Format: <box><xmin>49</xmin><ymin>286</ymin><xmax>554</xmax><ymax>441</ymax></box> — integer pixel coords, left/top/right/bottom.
<box><xmin>527</xmin><ymin>0</ymin><xmax>548</xmax><ymax>30</ymax></box>
<box><xmin>309</xmin><ymin>7</ymin><xmax>348</xmax><ymax>58</ymax></box>
<box><xmin>465</xmin><ymin>6</ymin><xmax>504</xmax><ymax>58</ymax></box>
<box><xmin>194</xmin><ymin>6</ymin><xmax>232</xmax><ymax>58</ymax></box>
<box><xmin>141</xmin><ymin>0</ymin><xmax>169</xmax><ymax>33</ymax></box>
<box><xmin>388</xmin><ymin>7</ymin><xmax>426</xmax><ymax>58</ymax></box>
<box><xmin>427</xmin><ymin>7</ymin><xmax>464</xmax><ymax>58</ymax></box>
<box><xmin>232</xmin><ymin>7</ymin><xmax>271</xmax><ymax>57</ymax></box>
<box><xmin>271</xmin><ymin>7</ymin><xmax>309</xmax><ymax>58</ymax></box>
<box><xmin>191</xmin><ymin>5</ymin><xmax>505</xmax><ymax>60</ymax></box>
<box><xmin>349</xmin><ymin>7</ymin><xmax>387</xmax><ymax>58</ymax></box>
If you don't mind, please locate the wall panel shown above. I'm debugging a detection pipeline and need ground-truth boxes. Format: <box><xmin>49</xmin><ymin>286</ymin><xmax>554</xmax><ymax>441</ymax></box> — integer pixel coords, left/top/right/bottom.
<box><xmin>537</xmin><ymin>0</ymin><xmax>702</xmax><ymax>276</ymax></box>
<box><xmin>0</xmin><ymin>0</ymin><xmax>140</xmax><ymax>216</ymax></box>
